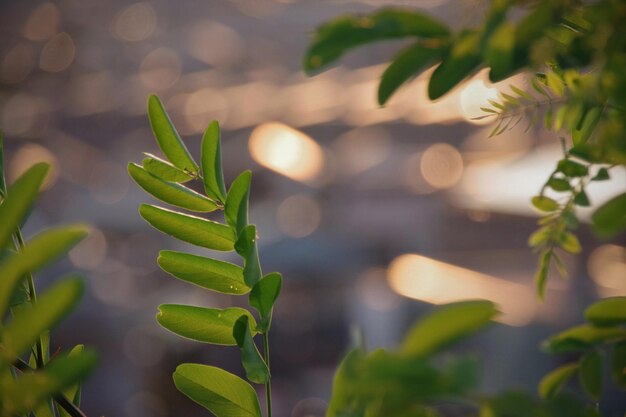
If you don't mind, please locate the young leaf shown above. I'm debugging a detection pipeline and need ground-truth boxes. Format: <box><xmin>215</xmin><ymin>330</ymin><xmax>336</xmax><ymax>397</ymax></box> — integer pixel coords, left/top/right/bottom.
<box><xmin>0</xmin><ymin>225</ymin><xmax>88</xmax><ymax>316</ymax></box>
<box><xmin>400</xmin><ymin>300</ymin><xmax>498</xmax><ymax>357</ymax></box>
<box><xmin>173</xmin><ymin>363</ymin><xmax>262</xmax><ymax>417</ymax></box>
<box><xmin>378</xmin><ymin>43</ymin><xmax>441</xmax><ymax>105</ymax></box>
<box><xmin>225</xmin><ymin>171</ymin><xmax>251</xmax><ymax>236</ymax></box>
<box><xmin>139</xmin><ymin>204</ymin><xmax>235</xmax><ymax>251</ymax></box>
<box><xmin>592</xmin><ymin>192</ymin><xmax>626</xmax><ymax>238</ymax></box>
<box><xmin>0</xmin><ymin>162</ymin><xmax>49</xmax><ymax>249</ymax></box>
<box><xmin>579</xmin><ymin>350</ymin><xmax>603</xmax><ymax>401</ymax></box>
<box><xmin>201</xmin><ymin>121</ymin><xmax>227</xmax><ymax>203</ymax></box>
<box><xmin>612</xmin><ymin>341</ymin><xmax>626</xmax><ymax>389</ymax></box>
<box><xmin>233</xmin><ymin>315</ymin><xmax>270</xmax><ymax>384</ymax></box>
<box><xmin>0</xmin><ymin>276</ymin><xmax>84</xmax><ymax>365</ymax></box>
<box><xmin>538</xmin><ymin>363</ymin><xmax>578</xmax><ymax>399</ymax></box>
<box><xmin>156</xmin><ymin>304</ymin><xmax>257</xmax><ymax>345</ymax></box>
<box><xmin>584</xmin><ymin>297</ymin><xmax>626</xmax><ymax>327</ymax></box>
<box><xmin>158</xmin><ymin>250</ymin><xmax>249</xmax><ymax>295</ymax></box>
<box><xmin>147</xmin><ymin>95</ymin><xmax>199</xmax><ymax>175</ymax></box>
<box><xmin>542</xmin><ymin>325</ymin><xmax>626</xmax><ymax>353</ymax></box>
<box><xmin>249</xmin><ymin>272</ymin><xmax>282</xmax><ymax>332</ymax></box>
<box><xmin>235</xmin><ymin>225</ymin><xmax>262</xmax><ymax>288</ymax></box>
<box><xmin>128</xmin><ymin>163</ymin><xmax>217</xmax><ymax>213</ymax></box>
<box><xmin>531</xmin><ymin>196</ymin><xmax>559</xmax><ymax>212</ymax></box>
<box><xmin>142</xmin><ymin>154</ymin><xmax>193</xmax><ymax>183</ymax></box>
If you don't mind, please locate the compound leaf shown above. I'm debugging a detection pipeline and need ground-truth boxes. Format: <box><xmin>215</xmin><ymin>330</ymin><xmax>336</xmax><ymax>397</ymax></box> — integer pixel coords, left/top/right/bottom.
<box><xmin>225</xmin><ymin>171</ymin><xmax>251</xmax><ymax>237</ymax></box>
<box><xmin>201</xmin><ymin>121</ymin><xmax>227</xmax><ymax>203</ymax></box>
<box><xmin>249</xmin><ymin>272</ymin><xmax>282</xmax><ymax>332</ymax></box>
<box><xmin>142</xmin><ymin>154</ymin><xmax>192</xmax><ymax>183</ymax></box>
<box><xmin>233</xmin><ymin>316</ymin><xmax>270</xmax><ymax>384</ymax></box>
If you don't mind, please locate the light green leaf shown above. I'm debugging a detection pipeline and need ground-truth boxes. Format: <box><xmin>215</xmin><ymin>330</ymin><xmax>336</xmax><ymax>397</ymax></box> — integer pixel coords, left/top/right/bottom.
<box><xmin>531</xmin><ymin>196</ymin><xmax>559</xmax><ymax>212</ymax></box>
<box><xmin>1</xmin><ymin>350</ymin><xmax>97</xmax><ymax>417</ymax></box>
<box><xmin>139</xmin><ymin>204</ymin><xmax>235</xmax><ymax>251</ymax></box>
<box><xmin>0</xmin><ymin>162</ymin><xmax>49</xmax><ymax>248</ymax></box>
<box><xmin>546</xmin><ymin>72</ymin><xmax>565</xmax><ymax>96</ymax></box>
<box><xmin>225</xmin><ymin>171</ymin><xmax>251</xmax><ymax>237</ymax></box>
<box><xmin>592</xmin><ymin>192</ymin><xmax>626</xmax><ymax>238</ymax></box>
<box><xmin>304</xmin><ymin>8</ymin><xmax>449</xmax><ymax>73</ymax></box>
<box><xmin>534</xmin><ymin>249</ymin><xmax>551</xmax><ymax>299</ymax></box>
<box><xmin>0</xmin><ymin>277</ymin><xmax>84</xmax><ymax>366</ymax></box>
<box><xmin>612</xmin><ymin>341</ymin><xmax>626</xmax><ymax>389</ymax></box>
<box><xmin>573</xmin><ymin>107</ymin><xmax>601</xmax><ymax>144</ymax></box>
<box><xmin>235</xmin><ymin>225</ymin><xmax>262</xmax><ymax>288</ymax></box>
<box><xmin>543</xmin><ymin>325</ymin><xmax>626</xmax><ymax>353</ymax></box>
<box><xmin>147</xmin><ymin>95</ymin><xmax>199</xmax><ymax>175</ymax></box>
<box><xmin>201</xmin><ymin>121</ymin><xmax>227</xmax><ymax>203</ymax></box>
<box><xmin>58</xmin><ymin>344</ymin><xmax>85</xmax><ymax>417</ymax></box>
<box><xmin>249</xmin><ymin>272</ymin><xmax>282</xmax><ymax>332</ymax></box>
<box><xmin>0</xmin><ymin>225</ymin><xmax>88</xmax><ymax>316</ymax></box>
<box><xmin>585</xmin><ymin>297</ymin><xmax>626</xmax><ymax>327</ymax></box>
<box><xmin>559</xmin><ymin>232</ymin><xmax>581</xmax><ymax>254</ymax></box>
<box><xmin>400</xmin><ymin>300</ymin><xmax>498</xmax><ymax>357</ymax></box>
<box><xmin>233</xmin><ymin>315</ymin><xmax>270</xmax><ymax>384</ymax></box>
<box><xmin>173</xmin><ymin>363</ymin><xmax>262</xmax><ymax>417</ymax></box>
<box><xmin>579</xmin><ymin>350</ymin><xmax>603</xmax><ymax>400</ymax></box>
<box><xmin>547</xmin><ymin>178</ymin><xmax>571</xmax><ymax>192</ymax></box>
<box><xmin>538</xmin><ymin>363</ymin><xmax>578</xmax><ymax>399</ymax></box>
<box><xmin>326</xmin><ymin>349</ymin><xmax>366</xmax><ymax>417</ymax></box>
<box><xmin>142</xmin><ymin>154</ymin><xmax>192</xmax><ymax>183</ymax></box>
<box><xmin>378</xmin><ymin>43</ymin><xmax>441</xmax><ymax>105</ymax></box>
<box><xmin>129</xmin><ymin>163</ymin><xmax>217</xmax><ymax>212</ymax></box>
<box><xmin>158</xmin><ymin>250</ymin><xmax>249</xmax><ymax>295</ymax></box>
<box><xmin>156</xmin><ymin>304</ymin><xmax>257</xmax><ymax>345</ymax></box>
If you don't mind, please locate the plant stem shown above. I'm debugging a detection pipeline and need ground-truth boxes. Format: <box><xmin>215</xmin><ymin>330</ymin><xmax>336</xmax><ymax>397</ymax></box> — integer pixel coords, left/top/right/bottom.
<box><xmin>263</xmin><ymin>332</ymin><xmax>272</xmax><ymax>417</ymax></box>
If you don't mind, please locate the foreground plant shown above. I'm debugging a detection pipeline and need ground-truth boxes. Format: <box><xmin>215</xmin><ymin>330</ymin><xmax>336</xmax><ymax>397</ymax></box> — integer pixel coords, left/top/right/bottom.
<box><xmin>0</xmin><ymin>134</ymin><xmax>96</xmax><ymax>417</ymax></box>
<box><xmin>129</xmin><ymin>95</ymin><xmax>281</xmax><ymax>417</ymax></box>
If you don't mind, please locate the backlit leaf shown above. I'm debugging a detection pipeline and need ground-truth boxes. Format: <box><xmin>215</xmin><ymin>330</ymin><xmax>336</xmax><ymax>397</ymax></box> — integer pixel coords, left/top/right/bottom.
<box><xmin>201</xmin><ymin>120</ymin><xmax>227</xmax><ymax>203</ymax></box>
<box><xmin>539</xmin><ymin>363</ymin><xmax>578</xmax><ymax>399</ymax></box>
<box><xmin>225</xmin><ymin>171</ymin><xmax>251</xmax><ymax>237</ymax></box>
<box><xmin>585</xmin><ymin>297</ymin><xmax>626</xmax><ymax>327</ymax></box>
<box><xmin>235</xmin><ymin>225</ymin><xmax>262</xmax><ymax>288</ymax></box>
<box><xmin>531</xmin><ymin>196</ymin><xmax>559</xmax><ymax>212</ymax></box>
<box><xmin>249</xmin><ymin>272</ymin><xmax>282</xmax><ymax>332</ymax></box>
<box><xmin>233</xmin><ymin>315</ymin><xmax>269</xmax><ymax>384</ymax></box>
<box><xmin>543</xmin><ymin>325</ymin><xmax>626</xmax><ymax>353</ymax></box>
<box><xmin>142</xmin><ymin>154</ymin><xmax>192</xmax><ymax>183</ymax></box>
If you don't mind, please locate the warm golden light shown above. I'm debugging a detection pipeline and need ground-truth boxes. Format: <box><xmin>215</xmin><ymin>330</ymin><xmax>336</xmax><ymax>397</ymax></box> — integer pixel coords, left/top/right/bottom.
<box><xmin>249</xmin><ymin>123</ymin><xmax>324</xmax><ymax>183</ymax></box>
<box><xmin>387</xmin><ymin>254</ymin><xmax>536</xmax><ymax>326</ymax></box>
<box><xmin>39</xmin><ymin>32</ymin><xmax>75</xmax><ymax>73</ymax></box>
<box><xmin>588</xmin><ymin>244</ymin><xmax>626</xmax><ymax>297</ymax></box>
<box><xmin>460</xmin><ymin>77</ymin><xmax>499</xmax><ymax>124</ymax></box>
<box><xmin>420</xmin><ymin>143</ymin><xmax>464</xmax><ymax>189</ymax></box>
<box><xmin>10</xmin><ymin>144</ymin><xmax>58</xmax><ymax>189</ymax></box>
<box><xmin>276</xmin><ymin>194</ymin><xmax>321</xmax><ymax>238</ymax></box>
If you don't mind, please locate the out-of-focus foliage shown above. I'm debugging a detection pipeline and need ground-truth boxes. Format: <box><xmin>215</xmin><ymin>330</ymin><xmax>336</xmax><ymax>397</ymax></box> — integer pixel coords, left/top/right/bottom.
<box><xmin>304</xmin><ymin>0</ymin><xmax>626</xmax><ymax>297</ymax></box>
<box><xmin>0</xmin><ymin>134</ymin><xmax>96</xmax><ymax>417</ymax></box>
<box><xmin>129</xmin><ymin>95</ymin><xmax>282</xmax><ymax>417</ymax></box>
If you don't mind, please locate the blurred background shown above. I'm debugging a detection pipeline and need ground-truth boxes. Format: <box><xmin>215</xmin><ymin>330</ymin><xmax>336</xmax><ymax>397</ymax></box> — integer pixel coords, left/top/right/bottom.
<box><xmin>1</xmin><ymin>0</ymin><xmax>625</xmax><ymax>416</ymax></box>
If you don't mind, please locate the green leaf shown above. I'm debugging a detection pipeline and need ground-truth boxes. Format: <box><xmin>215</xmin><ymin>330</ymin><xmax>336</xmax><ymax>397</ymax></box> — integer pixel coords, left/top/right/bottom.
<box><xmin>147</xmin><ymin>95</ymin><xmax>199</xmax><ymax>175</ymax></box>
<box><xmin>142</xmin><ymin>154</ymin><xmax>192</xmax><ymax>183</ymax></box>
<box><xmin>304</xmin><ymin>8</ymin><xmax>450</xmax><ymax>73</ymax></box>
<box><xmin>543</xmin><ymin>325</ymin><xmax>626</xmax><ymax>353</ymax></box>
<box><xmin>157</xmin><ymin>250</ymin><xmax>249</xmax><ymax>295</ymax></box>
<box><xmin>428</xmin><ymin>30</ymin><xmax>481</xmax><ymax>100</ymax></box>
<box><xmin>559</xmin><ymin>232</ymin><xmax>581</xmax><ymax>254</ymax></box>
<box><xmin>547</xmin><ymin>178</ymin><xmax>571</xmax><ymax>192</ymax></box>
<box><xmin>400</xmin><ymin>300</ymin><xmax>498</xmax><ymax>357</ymax></box>
<box><xmin>556</xmin><ymin>159</ymin><xmax>588</xmax><ymax>177</ymax></box>
<box><xmin>573</xmin><ymin>190</ymin><xmax>590</xmax><ymax>207</ymax></box>
<box><xmin>1</xmin><ymin>350</ymin><xmax>97</xmax><ymax>417</ymax></box>
<box><xmin>573</xmin><ymin>106</ymin><xmax>601</xmax><ymax>144</ymax></box>
<box><xmin>592</xmin><ymin>192</ymin><xmax>626</xmax><ymax>238</ymax></box>
<box><xmin>0</xmin><ymin>225</ymin><xmax>88</xmax><ymax>316</ymax></box>
<box><xmin>201</xmin><ymin>120</ymin><xmax>227</xmax><ymax>203</ymax></box>
<box><xmin>233</xmin><ymin>315</ymin><xmax>270</xmax><ymax>384</ymax></box>
<box><xmin>579</xmin><ymin>350</ymin><xmax>603</xmax><ymax>400</ymax></box>
<box><xmin>612</xmin><ymin>341</ymin><xmax>626</xmax><ymax>389</ymax></box>
<box><xmin>58</xmin><ymin>344</ymin><xmax>85</xmax><ymax>417</ymax></box>
<box><xmin>249</xmin><ymin>272</ymin><xmax>282</xmax><ymax>332</ymax></box>
<box><xmin>535</xmin><ymin>250</ymin><xmax>551</xmax><ymax>299</ymax></box>
<box><xmin>156</xmin><ymin>304</ymin><xmax>257</xmax><ymax>345</ymax></box>
<box><xmin>326</xmin><ymin>349</ymin><xmax>366</xmax><ymax>417</ymax></box>
<box><xmin>378</xmin><ymin>43</ymin><xmax>441</xmax><ymax>105</ymax></box>
<box><xmin>235</xmin><ymin>225</ymin><xmax>262</xmax><ymax>288</ymax></box>
<box><xmin>225</xmin><ymin>171</ymin><xmax>251</xmax><ymax>237</ymax></box>
<box><xmin>546</xmin><ymin>72</ymin><xmax>565</xmax><ymax>96</ymax></box>
<box><xmin>0</xmin><ymin>132</ymin><xmax>4</xmax><ymax>192</ymax></box>
<box><xmin>0</xmin><ymin>162</ymin><xmax>49</xmax><ymax>249</ymax></box>
<box><xmin>0</xmin><ymin>277</ymin><xmax>84</xmax><ymax>366</ymax></box>
<box><xmin>591</xmin><ymin>168</ymin><xmax>610</xmax><ymax>181</ymax></box>
<box><xmin>139</xmin><ymin>204</ymin><xmax>235</xmax><ymax>251</ymax></box>
<box><xmin>485</xmin><ymin>23</ymin><xmax>515</xmax><ymax>82</ymax></box>
<box><xmin>539</xmin><ymin>363</ymin><xmax>578</xmax><ymax>399</ymax></box>
<box><xmin>585</xmin><ymin>297</ymin><xmax>626</xmax><ymax>326</ymax></box>
<box><xmin>173</xmin><ymin>363</ymin><xmax>262</xmax><ymax>417</ymax></box>
<box><xmin>129</xmin><ymin>163</ymin><xmax>217</xmax><ymax>213</ymax></box>
<box><xmin>532</xmin><ymin>196</ymin><xmax>559</xmax><ymax>212</ymax></box>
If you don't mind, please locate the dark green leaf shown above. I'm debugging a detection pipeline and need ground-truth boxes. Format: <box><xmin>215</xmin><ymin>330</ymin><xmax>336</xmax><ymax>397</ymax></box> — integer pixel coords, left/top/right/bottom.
<box><xmin>249</xmin><ymin>272</ymin><xmax>282</xmax><ymax>332</ymax></box>
<box><xmin>225</xmin><ymin>171</ymin><xmax>251</xmax><ymax>237</ymax></box>
<box><xmin>557</xmin><ymin>159</ymin><xmax>588</xmax><ymax>177</ymax></box>
<box><xmin>158</xmin><ymin>250</ymin><xmax>249</xmax><ymax>295</ymax></box>
<box><xmin>129</xmin><ymin>163</ymin><xmax>217</xmax><ymax>212</ymax></box>
<box><xmin>579</xmin><ymin>350</ymin><xmax>603</xmax><ymax>400</ymax></box>
<box><xmin>543</xmin><ymin>325</ymin><xmax>626</xmax><ymax>353</ymax></box>
<box><xmin>201</xmin><ymin>120</ymin><xmax>227</xmax><ymax>203</ymax></box>
<box><xmin>156</xmin><ymin>304</ymin><xmax>257</xmax><ymax>345</ymax></box>
<box><xmin>400</xmin><ymin>300</ymin><xmax>498</xmax><ymax>357</ymax></box>
<box><xmin>547</xmin><ymin>178</ymin><xmax>571</xmax><ymax>192</ymax></box>
<box><xmin>139</xmin><ymin>204</ymin><xmax>235</xmax><ymax>251</ymax></box>
<box><xmin>235</xmin><ymin>225</ymin><xmax>262</xmax><ymax>288</ymax></box>
<box><xmin>585</xmin><ymin>297</ymin><xmax>626</xmax><ymax>327</ymax></box>
<box><xmin>378</xmin><ymin>43</ymin><xmax>441</xmax><ymax>105</ymax></box>
<box><xmin>591</xmin><ymin>168</ymin><xmax>609</xmax><ymax>181</ymax></box>
<box><xmin>573</xmin><ymin>190</ymin><xmax>590</xmax><ymax>207</ymax></box>
<box><xmin>147</xmin><ymin>95</ymin><xmax>199</xmax><ymax>175</ymax></box>
<box><xmin>573</xmin><ymin>107</ymin><xmax>601</xmax><ymax>144</ymax></box>
<box><xmin>612</xmin><ymin>341</ymin><xmax>626</xmax><ymax>389</ymax></box>
<box><xmin>485</xmin><ymin>23</ymin><xmax>515</xmax><ymax>82</ymax></box>
<box><xmin>532</xmin><ymin>196</ymin><xmax>559</xmax><ymax>212</ymax></box>
<box><xmin>592</xmin><ymin>192</ymin><xmax>626</xmax><ymax>238</ymax></box>
<box><xmin>0</xmin><ymin>162</ymin><xmax>49</xmax><ymax>249</ymax></box>
<box><xmin>58</xmin><ymin>344</ymin><xmax>85</xmax><ymax>417</ymax></box>
<box><xmin>233</xmin><ymin>315</ymin><xmax>270</xmax><ymax>384</ymax></box>
<box><xmin>539</xmin><ymin>363</ymin><xmax>578</xmax><ymax>399</ymax></box>
<box><xmin>0</xmin><ymin>225</ymin><xmax>88</xmax><ymax>316</ymax></box>
<box><xmin>142</xmin><ymin>154</ymin><xmax>192</xmax><ymax>183</ymax></box>
<box><xmin>304</xmin><ymin>8</ymin><xmax>450</xmax><ymax>73</ymax></box>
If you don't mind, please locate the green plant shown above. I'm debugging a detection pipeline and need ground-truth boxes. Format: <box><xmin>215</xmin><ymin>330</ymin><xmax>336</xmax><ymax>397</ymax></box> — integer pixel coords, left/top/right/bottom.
<box><xmin>0</xmin><ymin>134</ymin><xmax>97</xmax><ymax>417</ymax></box>
<box><xmin>129</xmin><ymin>95</ymin><xmax>281</xmax><ymax>417</ymax></box>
